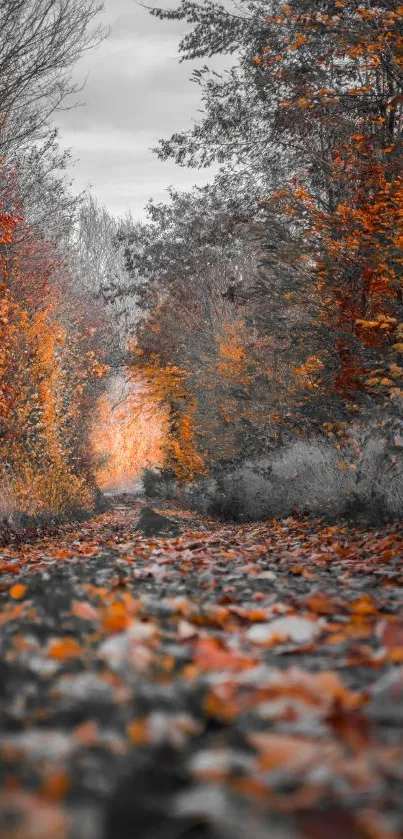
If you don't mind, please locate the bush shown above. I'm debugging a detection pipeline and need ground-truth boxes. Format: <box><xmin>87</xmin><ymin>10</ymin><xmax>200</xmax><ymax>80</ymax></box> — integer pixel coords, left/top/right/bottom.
<box><xmin>142</xmin><ymin>468</ymin><xmax>178</xmax><ymax>499</ymax></box>
<box><xmin>271</xmin><ymin>440</ymin><xmax>353</xmax><ymax>518</ymax></box>
<box><xmin>0</xmin><ymin>482</ymin><xmax>16</xmax><ymax>521</ymax></box>
<box><xmin>347</xmin><ymin>406</ymin><xmax>403</xmax><ymax>520</ymax></box>
<box><xmin>185</xmin><ymin>459</ymin><xmax>275</xmax><ymax>521</ymax></box>
<box><xmin>183</xmin><ymin>476</ymin><xmax>219</xmax><ymax>515</ymax></box>
<box><xmin>0</xmin><ymin>471</ymin><xmax>98</xmax><ymax>546</ymax></box>
<box><xmin>187</xmin><ymin>418</ymin><xmax>403</xmax><ymax>523</ymax></box>
<box><xmin>191</xmin><ymin>443</ymin><xmax>351</xmax><ymax>521</ymax></box>
<box><xmin>212</xmin><ymin>461</ymin><xmax>277</xmax><ymax>521</ymax></box>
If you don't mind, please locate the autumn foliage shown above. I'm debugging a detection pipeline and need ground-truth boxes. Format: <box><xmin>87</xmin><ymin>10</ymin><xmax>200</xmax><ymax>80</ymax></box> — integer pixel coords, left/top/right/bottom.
<box><xmin>123</xmin><ymin>0</ymin><xmax>403</xmax><ymax>491</ymax></box>
<box><xmin>257</xmin><ymin>1</ymin><xmax>403</xmax><ymax>404</ymax></box>
<box><xmin>0</xmin><ymin>163</ymin><xmax>109</xmax><ymax>515</ymax></box>
<box><xmin>91</xmin><ymin>375</ymin><xmax>167</xmax><ymax>491</ymax></box>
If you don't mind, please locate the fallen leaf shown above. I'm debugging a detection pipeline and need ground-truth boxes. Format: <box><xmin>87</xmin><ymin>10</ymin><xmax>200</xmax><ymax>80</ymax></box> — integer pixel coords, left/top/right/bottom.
<box><xmin>73</xmin><ymin>720</ymin><xmax>99</xmax><ymax>746</ymax></box>
<box><xmin>248</xmin><ymin>732</ymin><xmax>326</xmax><ymax>773</ymax></box>
<box><xmin>9</xmin><ymin>583</ymin><xmax>28</xmax><ymax>600</ymax></box>
<box><xmin>349</xmin><ymin>595</ymin><xmax>378</xmax><ymax>617</ymax></box>
<box><xmin>194</xmin><ymin>636</ymin><xmax>255</xmax><ymax>672</ymax></box>
<box><xmin>40</xmin><ymin>769</ymin><xmax>70</xmax><ymax>802</ymax></box>
<box><xmin>102</xmin><ymin>601</ymin><xmax>132</xmax><ymax>633</ymax></box>
<box><xmin>71</xmin><ymin>599</ymin><xmax>100</xmax><ymax>621</ymax></box>
<box><xmin>127</xmin><ymin>718</ymin><xmax>149</xmax><ymax>745</ymax></box>
<box><xmin>48</xmin><ymin>637</ymin><xmax>82</xmax><ymax>661</ymax></box>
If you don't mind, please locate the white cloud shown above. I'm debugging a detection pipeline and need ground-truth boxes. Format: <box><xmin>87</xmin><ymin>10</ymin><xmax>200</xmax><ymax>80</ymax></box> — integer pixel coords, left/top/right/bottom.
<box><xmin>55</xmin><ymin>0</ymin><xmax>218</xmax><ymax>219</ymax></box>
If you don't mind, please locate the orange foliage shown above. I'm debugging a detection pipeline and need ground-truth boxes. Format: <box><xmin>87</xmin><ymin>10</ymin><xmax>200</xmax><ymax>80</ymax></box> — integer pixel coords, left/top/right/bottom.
<box><xmin>271</xmin><ymin>143</ymin><xmax>403</xmax><ymax>401</ymax></box>
<box><xmin>256</xmin><ymin>1</ymin><xmax>403</xmax><ymax>405</ymax></box>
<box><xmin>48</xmin><ymin>637</ymin><xmax>82</xmax><ymax>661</ymax></box>
<box><xmin>318</xmin><ymin>149</ymin><xmax>403</xmax><ymax>398</ymax></box>
<box><xmin>0</xmin><ymin>164</ymin><xmax>109</xmax><ymax>514</ymax></box>
<box><xmin>131</xmin><ymin>353</ymin><xmax>206</xmax><ymax>480</ymax></box>
<box><xmin>128</xmin><ymin>1</ymin><xmax>403</xmax><ymax>461</ymax></box>
<box><xmin>91</xmin><ymin>374</ymin><xmax>167</xmax><ymax>491</ymax></box>
<box><xmin>168</xmin><ymin>408</ymin><xmax>206</xmax><ymax>481</ymax></box>
<box><xmin>217</xmin><ymin>321</ymin><xmax>249</xmax><ymax>381</ymax></box>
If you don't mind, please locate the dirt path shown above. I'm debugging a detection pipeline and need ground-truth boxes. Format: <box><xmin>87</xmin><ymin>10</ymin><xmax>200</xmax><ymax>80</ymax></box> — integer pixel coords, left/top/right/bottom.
<box><xmin>0</xmin><ymin>498</ymin><xmax>403</xmax><ymax>839</ymax></box>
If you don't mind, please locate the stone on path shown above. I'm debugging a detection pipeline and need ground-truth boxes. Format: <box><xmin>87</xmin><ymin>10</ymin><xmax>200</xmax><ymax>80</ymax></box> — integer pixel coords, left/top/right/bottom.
<box><xmin>135</xmin><ymin>507</ymin><xmax>181</xmax><ymax>538</ymax></box>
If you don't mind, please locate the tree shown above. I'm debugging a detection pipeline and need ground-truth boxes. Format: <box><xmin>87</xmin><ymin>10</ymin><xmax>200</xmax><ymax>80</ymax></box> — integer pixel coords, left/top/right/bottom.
<box><xmin>145</xmin><ymin>0</ymin><xmax>403</xmax><ymax>417</ymax></box>
<box><xmin>0</xmin><ymin>0</ymin><xmax>105</xmax><ymax>157</ymax></box>
<box><xmin>121</xmin><ymin>180</ymin><xmax>328</xmax><ymax>475</ymax></box>
<box><xmin>0</xmin><ymin>162</ymin><xmax>111</xmax><ymax>513</ymax></box>
<box><xmin>70</xmin><ymin>196</ymin><xmax>140</xmax><ymax>359</ymax></box>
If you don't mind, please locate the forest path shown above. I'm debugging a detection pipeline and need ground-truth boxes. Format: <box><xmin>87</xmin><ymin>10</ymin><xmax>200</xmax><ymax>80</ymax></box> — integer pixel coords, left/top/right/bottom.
<box><xmin>0</xmin><ymin>497</ymin><xmax>403</xmax><ymax>838</ymax></box>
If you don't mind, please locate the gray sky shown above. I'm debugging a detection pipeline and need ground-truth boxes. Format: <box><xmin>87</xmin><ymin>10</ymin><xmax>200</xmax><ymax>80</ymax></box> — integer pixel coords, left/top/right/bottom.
<box><xmin>57</xmin><ymin>0</ymin><xmax>217</xmax><ymax>220</ymax></box>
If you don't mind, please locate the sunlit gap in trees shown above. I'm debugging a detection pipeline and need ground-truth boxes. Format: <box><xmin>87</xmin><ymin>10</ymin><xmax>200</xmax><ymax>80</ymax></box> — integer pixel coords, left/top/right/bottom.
<box><xmin>91</xmin><ymin>374</ymin><xmax>168</xmax><ymax>492</ymax></box>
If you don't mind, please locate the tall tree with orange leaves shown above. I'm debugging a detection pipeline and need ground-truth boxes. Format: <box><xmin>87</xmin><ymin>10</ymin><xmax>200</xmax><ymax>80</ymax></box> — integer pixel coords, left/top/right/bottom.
<box><xmin>142</xmin><ymin>0</ymin><xmax>402</xmax><ymax>439</ymax></box>
<box><xmin>0</xmin><ymin>162</ymin><xmax>110</xmax><ymax>515</ymax></box>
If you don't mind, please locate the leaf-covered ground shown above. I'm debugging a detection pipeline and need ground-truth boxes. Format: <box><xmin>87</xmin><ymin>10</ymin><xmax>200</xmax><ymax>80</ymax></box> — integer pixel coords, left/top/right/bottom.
<box><xmin>1</xmin><ymin>497</ymin><xmax>403</xmax><ymax>839</ymax></box>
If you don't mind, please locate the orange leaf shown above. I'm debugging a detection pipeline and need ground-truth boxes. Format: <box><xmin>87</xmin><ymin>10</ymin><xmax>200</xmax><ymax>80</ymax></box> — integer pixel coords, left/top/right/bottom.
<box><xmin>71</xmin><ymin>600</ymin><xmax>100</xmax><ymax>621</ymax></box>
<box><xmin>0</xmin><ymin>602</ymin><xmax>27</xmax><ymax>624</ymax></box>
<box><xmin>48</xmin><ymin>637</ymin><xmax>82</xmax><ymax>661</ymax></box>
<box><xmin>378</xmin><ymin>619</ymin><xmax>403</xmax><ymax>659</ymax></box>
<box><xmin>313</xmin><ymin>671</ymin><xmax>362</xmax><ymax>709</ymax></box>
<box><xmin>9</xmin><ymin>584</ymin><xmax>27</xmax><ymax>601</ymax></box>
<box><xmin>127</xmin><ymin>718</ymin><xmax>149</xmax><ymax>745</ymax></box>
<box><xmin>249</xmin><ymin>732</ymin><xmax>319</xmax><ymax>772</ymax></box>
<box><xmin>203</xmin><ymin>688</ymin><xmax>239</xmax><ymax>722</ymax></box>
<box><xmin>41</xmin><ymin>770</ymin><xmax>70</xmax><ymax>802</ymax></box>
<box><xmin>0</xmin><ymin>563</ymin><xmax>20</xmax><ymax>574</ymax></box>
<box><xmin>194</xmin><ymin>636</ymin><xmax>255</xmax><ymax>672</ymax></box>
<box><xmin>73</xmin><ymin>720</ymin><xmax>99</xmax><ymax>746</ymax></box>
<box><xmin>102</xmin><ymin>601</ymin><xmax>132</xmax><ymax>633</ymax></box>
<box><xmin>305</xmin><ymin>592</ymin><xmax>336</xmax><ymax>615</ymax></box>
<box><xmin>349</xmin><ymin>595</ymin><xmax>378</xmax><ymax>617</ymax></box>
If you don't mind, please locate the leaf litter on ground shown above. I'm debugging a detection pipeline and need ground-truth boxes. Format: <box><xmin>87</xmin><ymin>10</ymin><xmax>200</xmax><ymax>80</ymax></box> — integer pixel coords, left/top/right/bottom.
<box><xmin>0</xmin><ymin>496</ymin><xmax>403</xmax><ymax>837</ymax></box>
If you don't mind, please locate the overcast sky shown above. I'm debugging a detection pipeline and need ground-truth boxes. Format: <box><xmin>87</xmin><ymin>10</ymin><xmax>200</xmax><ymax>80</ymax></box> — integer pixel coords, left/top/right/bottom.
<box><xmin>56</xmin><ymin>0</ymin><xmax>217</xmax><ymax>220</ymax></box>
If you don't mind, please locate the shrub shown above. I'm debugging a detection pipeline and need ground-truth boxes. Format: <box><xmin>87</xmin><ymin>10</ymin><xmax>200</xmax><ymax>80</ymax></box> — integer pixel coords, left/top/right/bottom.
<box><xmin>183</xmin><ymin>476</ymin><xmax>219</xmax><ymax>515</ymax></box>
<box><xmin>0</xmin><ymin>481</ymin><xmax>16</xmax><ymax>521</ymax></box>
<box><xmin>142</xmin><ymin>468</ymin><xmax>178</xmax><ymax>499</ymax></box>
<box><xmin>188</xmin><ymin>441</ymin><xmax>352</xmax><ymax>521</ymax></box>
<box><xmin>11</xmin><ymin>464</ymin><xmax>95</xmax><ymax>516</ymax></box>
<box><xmin>214</xmin><ymin>461</ymin><xmax>277</xmax><ymax>520</ymax></box>
<box><xmin>186</xmin><ymin>459</ymin><xmax>277</xmax><ymax>521</ymax></box>
<box><xmin>184</xmin><ymin>406</ymin><xmax>403</xmax><ymax>523</ymax></box>
<box><xmin>347</xmin><ymin>406</ymin><xmax>403</xmax><ymax>520</ymax></box>
<box><xmin>271</xmin><ymin>440</ymin><xmax>353</xmax><ymax>518</ymax></box>
<box><xmin>0</xmin><ymin>469</ymin><xmax>97</xmax><ymax>545</ymax></box>
<box><xmin>250</xmin><ymin>445</ymin><xmax>347</xmax><ymax>519</ymax></box>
